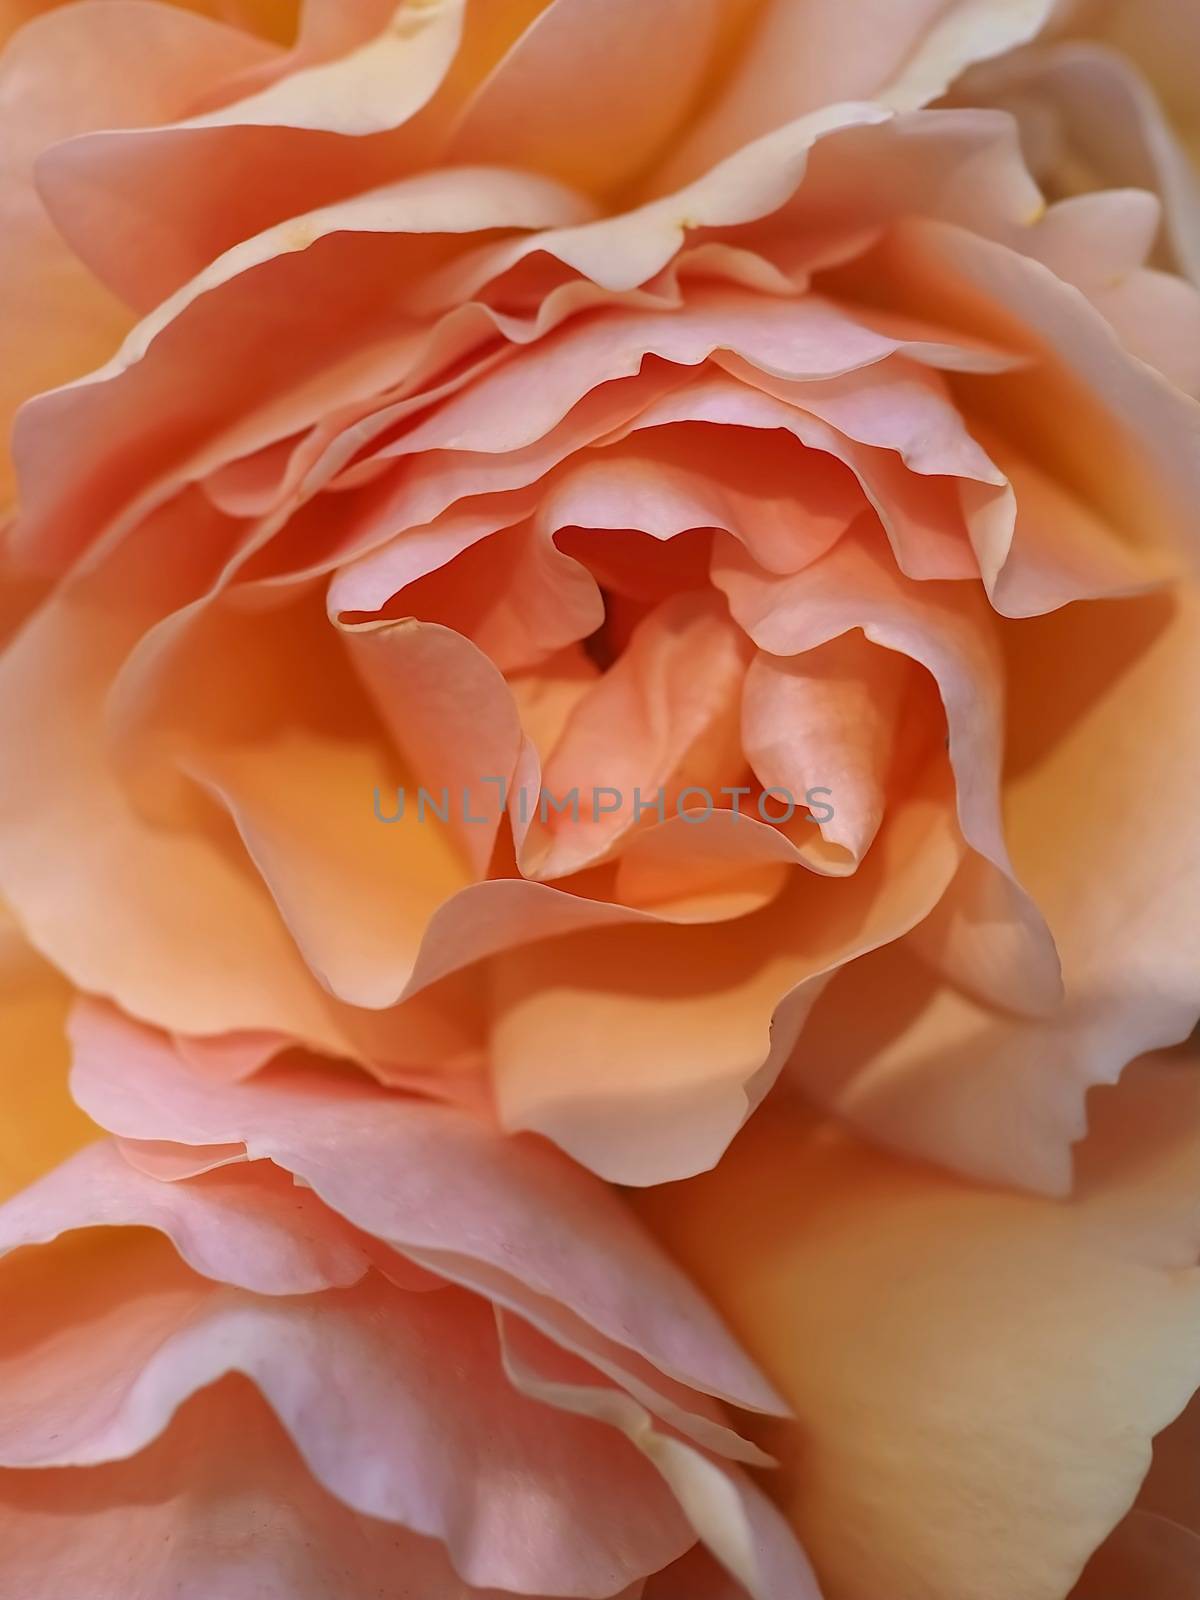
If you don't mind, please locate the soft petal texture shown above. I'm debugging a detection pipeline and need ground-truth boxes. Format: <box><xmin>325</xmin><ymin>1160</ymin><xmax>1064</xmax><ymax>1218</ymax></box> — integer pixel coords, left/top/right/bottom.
<box><xmin>0</xmin><ymin>997</ymin><xmax>819</xmax><ymax>1596</ymax></box>
<box><xmin>636</xmin><ymin>1051</ymin><xmax>1200</xmax><ymax>1600</ymax></box>
<box><xmin>0</xmin><ymin>1232</ymin><xmax>695</xmax><ymax>1594</ymax></box>
<box><xmin>0</xmin><ymin>0</ymin><xmax>276</xmax><ymax>507</ymax></box>
<box><xmin>0</xmin><ymin>1138</ymin><xmax>377</xmax><ymax>1292</ymax></box>
<box><xmin>67</xmin><ymin>999</ymin><xmax>786</xmax><ymax>1415</ymax></box>
<box><xmin>0</xmin><ymin>1375</ymin><xmax>589</xmax><ymax>1600</ymax></box>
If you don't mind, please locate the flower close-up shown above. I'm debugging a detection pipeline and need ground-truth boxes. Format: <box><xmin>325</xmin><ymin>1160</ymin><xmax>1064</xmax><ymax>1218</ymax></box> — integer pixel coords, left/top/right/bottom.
<box><xmin>0</xmin><ymin>2</ymin><xmax>1198</xmax><ymax>1597</ymax></box>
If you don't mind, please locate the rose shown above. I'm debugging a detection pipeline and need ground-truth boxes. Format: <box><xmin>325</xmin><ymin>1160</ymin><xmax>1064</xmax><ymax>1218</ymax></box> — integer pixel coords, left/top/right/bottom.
<box><xmin>1</xmin><ymin>2</ymin><xmax>1199</xmax><ymax>1598</ymax></box>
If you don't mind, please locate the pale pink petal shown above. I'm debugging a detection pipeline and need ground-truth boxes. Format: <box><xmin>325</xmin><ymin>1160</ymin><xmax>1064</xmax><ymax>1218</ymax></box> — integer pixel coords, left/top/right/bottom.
<box><xmin>0</xmin><ymin>1239</ymin><xmax>692</xmax><ymax>1595</ymax></box>
<box><xmin>497</xmin><ymin>1314</ymin><xmax>822</xmax><ymax>1600</ymax></box>
<box><xmin>967</xmin><ymin>40</ymin><xmax>1200</xmax><ymax>285</ymax></box>
<box><xmin>0</xmin><ymin>1375</ymin><xmax>583</xmax><ymax>1600</ymax></box>
<box><xmin>0</xmin><ymin>1140</ymin><xmax>373</xmax><ymax>1293</ymax></box>
<box><xmin>1015</xmin><ymin>191</ymin><xmax>1200</xmax><ymax>390</ymax></box>
<box><xmin>68</xmin><ymin>1002</ymin><xmax>785</xmax><ymax>1414</ymax></box>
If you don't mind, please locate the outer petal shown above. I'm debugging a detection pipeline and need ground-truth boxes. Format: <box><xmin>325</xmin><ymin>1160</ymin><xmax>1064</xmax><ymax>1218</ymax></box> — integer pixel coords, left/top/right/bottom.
<box><xmin>0</xmin><ymin>1375</ymin><xmax>580</xmax><ymax>1600</ymax></box>
<box><xmin>0</xmin><ymin>1234</ymin><xmax>693</xmax><ymax>1596</ymax></box>
<box><xmin>636</xmin><ymin>1052</ymin><xmax>1200</xmax><ymax>1600</ymax></box>
<box><xmin>67</xmin><ymin>1000</ymin><xmax>784</xmax><ymax>1416</ymax></box>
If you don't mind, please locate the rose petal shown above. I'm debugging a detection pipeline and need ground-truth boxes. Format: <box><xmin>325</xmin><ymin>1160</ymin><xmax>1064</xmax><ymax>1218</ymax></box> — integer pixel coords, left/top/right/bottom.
<box><xmin>636</xmin><ymin>1051</ymin><xmax>1200</xmax><ymax>1600</ymax></box>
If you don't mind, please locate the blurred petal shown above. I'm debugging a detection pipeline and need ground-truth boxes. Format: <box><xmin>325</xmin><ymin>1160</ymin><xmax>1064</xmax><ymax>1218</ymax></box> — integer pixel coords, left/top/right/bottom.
<box><xmin>636</xmin><ymin>1052</ymin><xmax>1200</xmax><ymax>1600</ymax></box>
<box><xmin>0</xmin><ymin>918</ymin><xmax>93</xmax><ymax>1202</ymax></box>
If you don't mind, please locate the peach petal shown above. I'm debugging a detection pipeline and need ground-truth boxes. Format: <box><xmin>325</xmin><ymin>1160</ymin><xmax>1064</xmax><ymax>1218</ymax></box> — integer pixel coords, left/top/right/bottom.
<box><xmin>0</xmin><ymin>0</ymin><xmax>274</xmax><ymax>505</ymax></box>
<box><xmin>617</xmin><ymin>370</ymin><xmax>988</xmax><ymax>581</ymax></box>
<box><xmin>790</xmin><ymin>584</ymin><xmax>1200</xmax><ymax>1192</ymax></box>
<box><xmin>610</xmin><ymin>812</ymin><xmax>801</xmax><ymax>920</ymax></box>
<box><xmin>0</xmin><ymin>501</ymin><xmax>354</xmax><ymax>1046</ymax></box>
<box><xmin>36</xmin><ymin>0</ymin><xmax>469</xmax><ymax>307</ymax></box>
<box><xmin>657</xmin><ymin>0</ymin><xmax>1057</xmax><ymax>192</ymax></box>
<box><xmin>489</xmin><ymin>764</ymin><xmax>962</xmax><ymax>1183</ymax></box>
<box><xmin>636</xmin><ymin>1052</ymin><xmax>1200</xmax><ymax>1600</ymax></box>
<box><xmin>68</xmin><ymin>1002</ymin><xmax>784</xmax><ymax>1415</ymax></box>
<box><xmin>192</xmin><ymin>727</ymin><xmax>472</xmax><ymax>1009</ymax></box>
<box><xmin>0</xmin><ymin>1140</ymin><xmax>374</xmax><ymax>1293</ymax></box>
<box><xmin>116</xmin><ymin>1137</ymin><xmax>250</xmax><ymax>1180</ymax></box>
<box><xmin>0</xmin><ymin>923</ymin><xmax>95</xmax><ymax>1202</ymax></box>
<box><xmin>742</xmin><ymin>633</ymin><xmax>914</xmax><ymax>863</ymax></box>
<box><xmin>526</xmin><ymin>593</ymin><xmax>752</xmax><ymax>879</ymax></box>
<box><xmin>343</xmin><ymin>617</ymin><xmax>526</xmax><ymax>863</ymax></box>
<box><xmin>447</xmin><ymin>0</ymin><xmax>724</xmax><ymax>193</ymax></box>
<box><xmin>378</xmin><ymin>285</ymin><xmax>1014</xmax><ymax>466</ymax></box>
<box><xmin>11</xmin><ymin>164</ymin><xmax>591</xmax><ymax>574</ymax></box>
<box><xmin>874</xmin><ymin>218</ymin><xmax>1200</xmax><ymax>613</ymax></box>
<box><xmin>353</xmin><ymin>520</ymin><xmax>604</xmax><ymax>674</ymax></box>
<box><xmin>536</xmin><ymin>426</ymin><xmax>864</xmax><ymax>577</ymax></box>
<box><xmin>716</xmin><ymin>525</ymin><xmax>1062</xmax><ymax>1013</ymax></box>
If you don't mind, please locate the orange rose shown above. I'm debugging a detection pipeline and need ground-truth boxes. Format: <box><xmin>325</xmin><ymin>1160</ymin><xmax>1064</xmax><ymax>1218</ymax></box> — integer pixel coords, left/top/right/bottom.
<box><xmin>0</xmin><ymin>3</ymin><xmax>1197</xmax><ymax>1597</ymax></box>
